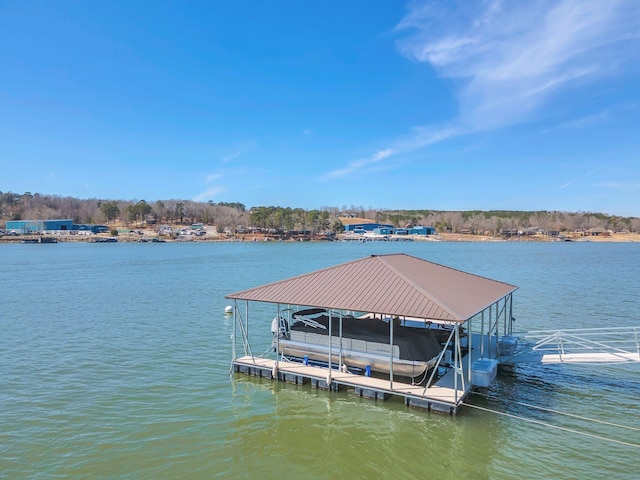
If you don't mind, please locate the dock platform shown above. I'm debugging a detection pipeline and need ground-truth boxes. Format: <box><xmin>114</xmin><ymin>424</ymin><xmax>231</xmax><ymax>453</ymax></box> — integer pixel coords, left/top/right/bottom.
<box><xmin>232</xmin><ymin>355</ymin><xmax>469</xmax><ymax>414</ymax></box>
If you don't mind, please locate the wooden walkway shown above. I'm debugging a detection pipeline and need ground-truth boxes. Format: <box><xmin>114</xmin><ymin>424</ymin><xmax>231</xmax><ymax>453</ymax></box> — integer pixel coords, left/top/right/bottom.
<box><xmin>232</xmin><ymin>355</ymin><xmax>469</xmax><ymax>414</ymax></box>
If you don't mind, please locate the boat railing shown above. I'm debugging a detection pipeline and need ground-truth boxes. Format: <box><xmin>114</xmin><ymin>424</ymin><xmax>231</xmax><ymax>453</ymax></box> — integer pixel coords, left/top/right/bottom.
<box><xmin>504</xmin><ymin>326</ymin><xmax>640</xmax><ymax>364</ymax></box>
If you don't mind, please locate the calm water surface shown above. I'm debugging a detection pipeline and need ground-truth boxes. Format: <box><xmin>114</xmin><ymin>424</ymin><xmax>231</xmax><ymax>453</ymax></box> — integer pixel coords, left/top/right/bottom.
<box><xmin>1</xmin><ymin>241</ymin><xmax>639</xmax><ymax>479</ymax></box>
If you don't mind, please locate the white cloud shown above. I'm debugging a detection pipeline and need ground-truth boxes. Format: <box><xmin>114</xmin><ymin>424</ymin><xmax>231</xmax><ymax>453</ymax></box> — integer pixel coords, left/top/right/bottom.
<box><xmin>206</xmin><ymin>173</ymin><xmax>222</xmax><ymax>183</ymax></box>
<box><xmin>559</xmin><ymin>165</ymin><xmax>606</xmax><ymax>190</ymax></box>
<box><xmin>321</xmin><ymin>124</ymin><xmax>461</xmax><ymax>180</ymax></box>
<box><xmin>544</xmin><ymin>110</ymin><xmax>609</xmax><ymax>132</ymax></box>
<box><xmin>193</xmin><ymin>186</ymin><xmax>225</xmax><ymax>202</ymax></box>
<box><xmin>394</xmin><ymin>125</ymin><xmax>462</xmax><ymax>153</ymax></box>
<box><xmin>221</xmin><ymin>140</ymin><xmax>256</xmax><ymax>164</ymax></box>
<box><xmin>323</xmin><ymin>148</ymin><xmax>395</xmax><ymax>180</ymax></box>
<box><xmin>326</xmin><ymin>0</ymin><xmax>639</xmax><ymax>181</ymax></box>
<box><xmin>222</xmin><ymin>152</ymin><xmax>241</xmax><ymax>163</ymax></box>
<box><xmin>397</xmin><ymin>0</ymin><xmax>640</xmax><ymax>129</ymax></box>
<box><xmin>373</xmin><ymin>148</ymin><xmax>394</xmax><ymax>161</ymax></box>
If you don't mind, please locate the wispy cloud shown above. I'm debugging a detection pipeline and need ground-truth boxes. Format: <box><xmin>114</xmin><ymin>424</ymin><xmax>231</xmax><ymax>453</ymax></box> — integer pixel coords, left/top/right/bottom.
<box><xmin>544</xmin><ymin>110</ymin><xmax>609</xmax><ymax>132</ymax></box>
<box><xmin>206</xmin><ymin>173</ymin><xmax>223</xmax><ymax>183</ymax></box>
<box><xmin>321</xmin><ymin>125</ymin><xmax>461</xmax><ymax>180</ymax></box>
<box><xmin>596</xmin><ymin>181</ymin><xmax>640</xmax><ymax>189</ymax></box>
<box><xmin>323</xmin><ymin>148</ymin><xmax>395</xmax><ymax>180</ymax></box>
<box><xmin>560</xmin><ymin>165</ymin><xmax>605</xmax><ymax>190</ymax></box>
<box><xmin>193</xmin><ymin>186</ymin><xmax>225</xmax><ymax>202</ymax></box>
<box><xmin>324</xmin><ymin>0</ymin><xmax>640</xmax><ymax>179</ymax></box>
<box><xmin>221</xmin><ymin>140</ymin><xmax>256</xmax><ymax>164</ymax></box>
<box><xmin>397</xmin><ymin>0</ymin><xmax>639</xmax><ymax>129</ymax></box>
<box><xmin>194</xmin><ymin>171</ymin><xmax>225</xmax><ymax>202</ymax></box>
<box><xmin>196</xmin><ymin>141</ymin><xmax>257</xmax><ymax>200</ymax></box>
<box><xmin>393</xmin><ymin>125</ymin><xmax>462</xmax><ymax>154</ymax></box>
<box><xmin>221</xmin><ymin>152</ymin><xmax>241</xmax><ymax>163</ymax></box>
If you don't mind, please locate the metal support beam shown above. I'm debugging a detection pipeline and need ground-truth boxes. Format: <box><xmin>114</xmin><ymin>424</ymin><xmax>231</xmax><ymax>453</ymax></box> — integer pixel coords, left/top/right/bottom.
<box><xmin>481</xmin><ymin>310</ymin><xmax>485</xmax><ymax>358</ymax></box>
<box><xmin>327</xmin><ymin>309</ymin><xmax>333</xmax><ymax>385</ymax></box>
<box><xmin>389</xmin><ymin>315</ymin><xmax>394</xmax><ymax>390</ymax></box>
<box><xmin>274</xmin><ymin>303</ymin><xmax>280</xmax><ymax>376</ymax></box>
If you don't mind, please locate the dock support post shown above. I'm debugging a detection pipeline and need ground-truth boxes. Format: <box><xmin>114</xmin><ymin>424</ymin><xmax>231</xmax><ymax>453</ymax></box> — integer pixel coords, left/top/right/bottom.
<box><xmin>245</xmin><ymin>301</ymin><xmax>249</xmax><ymax>346</ymax></box>
<box><xmin>468</xmin><ymin>317</ymin><xmax>472</xmax><ymax>385</ymax></box>
<box><xmin>491</xmin><ymin>300</ymin><xmax>506</xmax><ymax>358</ymax></box>
<box><xmin>454</xmin><ymin>325</ymin><xmax>458</xmax><ymax>404</ymax></box>
<box><xmin>327</xmin><ymin>309</ymin><xmax>332</xmax><ymax>386</ymax></box>
<box><xmin>275</xmin><ymin>303</ymin><xmax>280</xmax><ymax>376</ymax></box>
<box><xmin>509</xmin><ymin>293</ymin><xmax>514</xmax><ymax>335</ymax></box>
<box><xmin>389</xmin><ymin>315</ymin><xmax>394</xmax><ymax>390</ymax></box>
<box><xmin>481</xmin><ymin>311</ymin><xmax>485</xmax><ymax>358</ymax></box>
<box><xmin>339</xmin><ymin>312</ymin><xmax>344</xmax><ymax>371</ymax></box>
<box><xmin>487</xmin><ymin>307</ymin><xmax>493</xmax><ymax>358</ymax></box>
<box><xmin>232</xmin><ymin>300</ymin><xmax>237</xmax><ymax>365</ymax></box>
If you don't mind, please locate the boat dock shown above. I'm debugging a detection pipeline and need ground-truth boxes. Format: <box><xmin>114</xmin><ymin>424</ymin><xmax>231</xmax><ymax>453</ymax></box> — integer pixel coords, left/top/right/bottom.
<box><xmin>226</xmin><ymin>254</ymin><xmax>517</xmax><ymax>415</ymax></box>
<box><xmin>232</xmin><ymin>355</ymin><xmax>468</xmax><ymax>414</ymax></box>
<box><xmin>232</xmin><ymin>331</ymin><xmax>499</xmax><ymax>414</ymax></box>
<box><xmin>226</xmin><ymin>254</ymin><xmax>640</xmax><ymax>418</ymax></box>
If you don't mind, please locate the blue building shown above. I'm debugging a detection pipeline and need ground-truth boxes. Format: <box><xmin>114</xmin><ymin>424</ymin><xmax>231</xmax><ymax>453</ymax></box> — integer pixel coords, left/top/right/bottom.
<box><xmin>343</xmin><ymin>223</ymin><xmax>437</xmax><ymax>236</ymax></box>
<box><xmin>6</xmin><ymin>219</ymin><xmax>73</xmax><ymax>233</ymax></box>
<box><xmin>408</xmin><ymin>226</ymin><xmax>436</xmax><ymax>235</ymax></box>
<box><xmin>5</xmin><ymin>219</ymin><xmax>107</xmax><ymax>234</ymax></box>
<box><xmin>76</xmin><ymin>224</ymin><xmax>109</xmax><ymax>234</ymax></box>
<box><xmin>43</xmin><ymin>220</ymin><xmax>74</xmax><ymax>231</ymax></box>
<box><xmin>6</xmin><ymin>220</ymin><xmax>45</xmax><ymax>234</ymax></box>
<box><xmin>343</xmin><ymin>223</ymin><xmax>394</xmax><ymax>232</ymax></box>
<box><xmin>373</xmin><ymin>226</ymin><xmax>394</xmax><ymax>235</ymax></box>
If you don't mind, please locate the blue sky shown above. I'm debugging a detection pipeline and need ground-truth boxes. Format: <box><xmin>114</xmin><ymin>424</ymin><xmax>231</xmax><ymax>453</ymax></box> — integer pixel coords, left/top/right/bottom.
<box><xmin>1</xmin><ymin>1</ymin><xmax>639</xmax><ymax>216</ymax></box>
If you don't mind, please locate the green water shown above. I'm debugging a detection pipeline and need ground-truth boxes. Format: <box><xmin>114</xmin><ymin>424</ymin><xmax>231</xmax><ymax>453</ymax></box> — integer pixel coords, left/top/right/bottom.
<box><xmin>1</xmin><ymin>241</ymin><xmax>639</xmax><ymax>479</ymax></box>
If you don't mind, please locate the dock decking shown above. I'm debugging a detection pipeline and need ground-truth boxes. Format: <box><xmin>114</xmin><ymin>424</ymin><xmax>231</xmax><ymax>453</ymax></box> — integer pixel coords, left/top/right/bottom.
<box><xmin>232</xmin><ymin>355</ymin><xmax>469</xmax><ymax>414</ymax></box>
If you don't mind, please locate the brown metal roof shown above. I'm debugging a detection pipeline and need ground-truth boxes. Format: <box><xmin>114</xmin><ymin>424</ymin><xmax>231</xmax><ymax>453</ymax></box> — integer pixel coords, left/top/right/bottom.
<box><xmin>226</xmin><ymin>253</ymin><xmax>517</xmax><ymax>323</ymax></box>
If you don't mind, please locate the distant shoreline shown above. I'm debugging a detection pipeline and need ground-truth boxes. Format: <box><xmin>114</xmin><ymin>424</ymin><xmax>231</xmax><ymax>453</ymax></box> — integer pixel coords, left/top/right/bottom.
<box><xmin>2</xmin><ymin>231</ymin><xmax>639</xmax><ymax>244</ymax></box>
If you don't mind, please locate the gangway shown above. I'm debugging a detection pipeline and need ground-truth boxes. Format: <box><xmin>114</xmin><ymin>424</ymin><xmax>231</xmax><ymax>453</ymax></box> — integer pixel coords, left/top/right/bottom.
<box><xmin>499</xmin><ymin>326</ymin><xmax>640</xmax><ymax>365</ymax></box>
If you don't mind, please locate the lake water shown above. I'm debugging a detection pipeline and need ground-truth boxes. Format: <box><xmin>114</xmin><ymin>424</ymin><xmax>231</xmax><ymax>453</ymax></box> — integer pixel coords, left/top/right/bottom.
<box><xmin>1</xmin><ymin>240</ymin><xmax>639</xmax><ymax>479</ymax></box>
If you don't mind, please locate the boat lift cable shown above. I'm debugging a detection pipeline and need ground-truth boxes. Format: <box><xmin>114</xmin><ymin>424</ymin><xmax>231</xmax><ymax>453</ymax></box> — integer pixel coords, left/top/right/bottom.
<box><xmin>470</xmin><ymin>390</ymin><xmax>640</xmax><ymax>433</ymax></box>
<box><xmin>461</xmin><ymin>402</ymin><xmax>640</xmax><ymax>449</ymax></box>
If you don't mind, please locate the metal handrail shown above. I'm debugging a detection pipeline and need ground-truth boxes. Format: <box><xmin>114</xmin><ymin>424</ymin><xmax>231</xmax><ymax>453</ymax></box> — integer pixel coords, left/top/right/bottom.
<box><xmin>518</xmin><ymin>326</ymin><xmax>640</xmax><ymax>357</ymax></box>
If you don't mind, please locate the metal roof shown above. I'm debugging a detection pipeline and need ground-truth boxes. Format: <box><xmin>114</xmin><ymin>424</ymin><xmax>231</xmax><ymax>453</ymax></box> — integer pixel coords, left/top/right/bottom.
<box><xmin>226</xmin><ymin>253</ymin><xmax>518</xmax><ymax>323</ymax></box>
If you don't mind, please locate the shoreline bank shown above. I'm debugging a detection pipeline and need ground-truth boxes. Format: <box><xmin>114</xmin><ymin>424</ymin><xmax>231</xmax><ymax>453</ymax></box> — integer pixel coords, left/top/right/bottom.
<box><xmin>2</xmin><ymin>231</ymin><xmax>639</xmax><ymax>244</ymax></box>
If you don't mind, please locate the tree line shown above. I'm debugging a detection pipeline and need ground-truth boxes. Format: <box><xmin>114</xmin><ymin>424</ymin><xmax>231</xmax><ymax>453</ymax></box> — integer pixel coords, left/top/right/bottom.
<box><xmin>1</xmin><ymin>191</ymin><xmax>638</xmax><ymax>235</ymax></box>
<box><xmin>0</xmin><ymin>192</ymin><xmax>247</xmax><ymax>232</ymax></box>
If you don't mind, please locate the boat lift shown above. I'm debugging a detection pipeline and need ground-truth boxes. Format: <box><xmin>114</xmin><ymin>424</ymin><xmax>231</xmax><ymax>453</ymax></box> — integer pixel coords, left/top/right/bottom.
<box><xmin>499</xmin><ymin>326</ymin><xmax>640</xmax><ymax>365</ymax></box>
